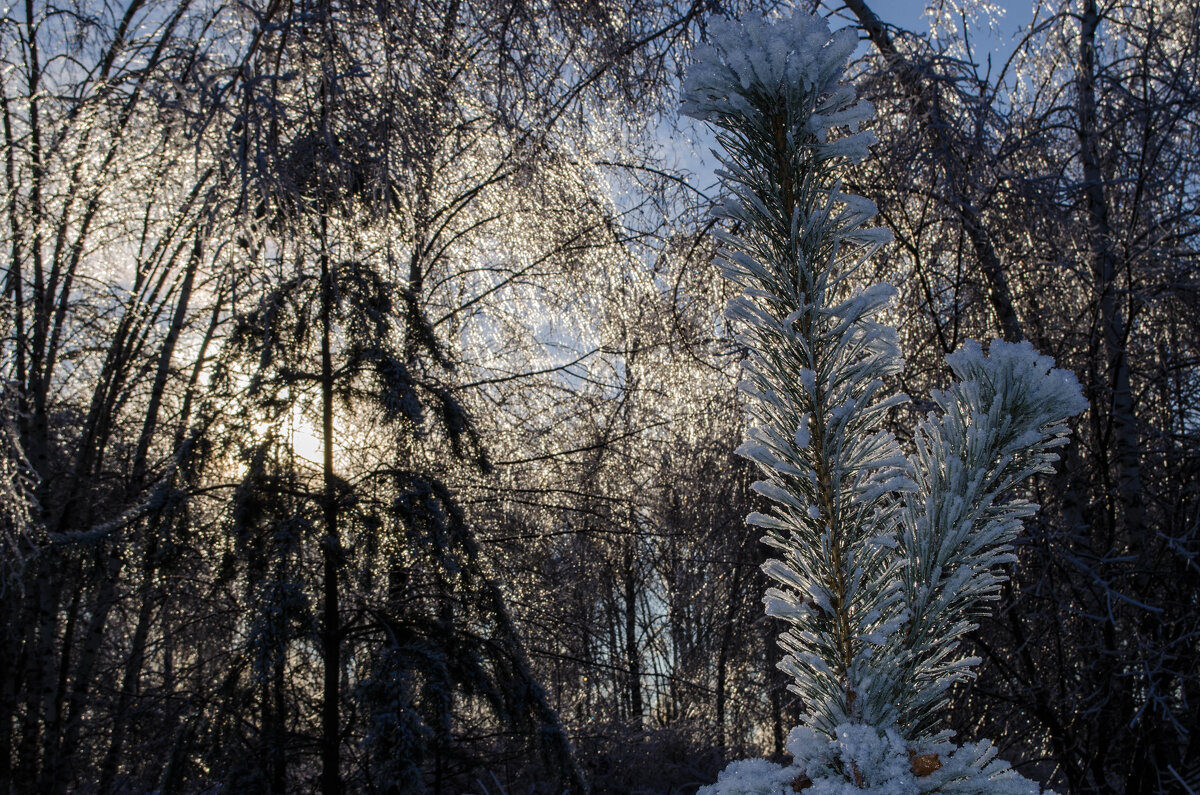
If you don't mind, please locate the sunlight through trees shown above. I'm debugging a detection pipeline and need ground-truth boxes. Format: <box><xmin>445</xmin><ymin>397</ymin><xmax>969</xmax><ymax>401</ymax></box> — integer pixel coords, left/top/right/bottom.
<box><xmin>0</xmin><ymin>1</ymin><xmax>1196</xmax><ymax>792</ymax></box>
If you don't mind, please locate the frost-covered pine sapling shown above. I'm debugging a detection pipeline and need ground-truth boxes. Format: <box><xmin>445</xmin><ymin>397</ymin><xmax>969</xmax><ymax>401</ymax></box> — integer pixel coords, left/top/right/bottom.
<box><xmin>683</xmin><ymin>9</ymin><xmax>909</xmax><ymax>740</ymax></box>
<box><xmin>682</xmin><ymin>11</ymin><xmax>1086</xmax><ymax>794</ymax></box>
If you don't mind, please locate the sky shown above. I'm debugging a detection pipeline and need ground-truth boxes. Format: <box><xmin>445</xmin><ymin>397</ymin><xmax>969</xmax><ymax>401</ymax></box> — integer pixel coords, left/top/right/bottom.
<box><xmin>872</xmin><ymin>0</ymin><xmax>1029</xmax><ymax>61</ymax></box>
<box><xmin>879</xmin><ymin>0</ymin><xmax>1026</xmax><ymax>31</ymax></box>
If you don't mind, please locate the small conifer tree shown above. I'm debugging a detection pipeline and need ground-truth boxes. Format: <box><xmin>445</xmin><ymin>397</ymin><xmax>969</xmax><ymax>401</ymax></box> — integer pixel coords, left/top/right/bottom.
<box><xmin>681</xmin><ymin>11</ymin><xmax>1086</xmax><ymax>794</ymax></box>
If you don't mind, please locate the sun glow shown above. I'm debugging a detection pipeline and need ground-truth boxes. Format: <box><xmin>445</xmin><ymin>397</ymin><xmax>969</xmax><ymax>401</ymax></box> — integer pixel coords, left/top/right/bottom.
<box><xmin>289</xmin><ymin>405</ymin><xmax>325</xmax><ymax>465</ymax></box>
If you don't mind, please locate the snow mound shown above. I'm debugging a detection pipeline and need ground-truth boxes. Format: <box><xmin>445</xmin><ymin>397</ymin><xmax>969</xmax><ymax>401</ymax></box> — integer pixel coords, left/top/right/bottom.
<box><xmin>700</xmin><ymin>725</ymin><xmax>1056</xmax><ymax>795</ymax></box>
<box><xmin>697</xmin><ymin>758</ymin><xmax>797</xmax><ymax>795</ymax></box>
<box><xmin>944</xmin><ymin>339</ymin><xmax>1088</xmax><ymax>425</ymax></box>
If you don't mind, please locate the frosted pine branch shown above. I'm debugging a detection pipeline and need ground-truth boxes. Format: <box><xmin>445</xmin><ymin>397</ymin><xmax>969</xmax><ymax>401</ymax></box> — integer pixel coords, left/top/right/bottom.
<box><xmin>894</xmin><ymin>340</ymin><xmax>1087</xmax><ymax>741</ymax></box>
<box><xmin>684</xmin><ymin>9</ymin><xmax>908</xmax><ymax>738</ymax></box>
<box><xmin>684</xmin><ymin>9</ymin><xmax>1084</xmax><ymax>795</ymax></box>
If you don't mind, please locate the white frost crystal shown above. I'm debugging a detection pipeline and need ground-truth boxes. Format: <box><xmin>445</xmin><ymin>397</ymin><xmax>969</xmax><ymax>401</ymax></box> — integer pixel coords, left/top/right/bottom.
<box><xmin>683</xmin><ymin>9</ymin><xmax>1082</xmax><ymax>794</ymax></box>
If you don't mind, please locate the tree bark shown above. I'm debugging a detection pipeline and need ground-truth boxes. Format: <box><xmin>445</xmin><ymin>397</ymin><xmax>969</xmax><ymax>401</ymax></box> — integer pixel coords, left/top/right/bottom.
<box><xmin>623</xmin><ymin>536</ymin><xmax>643</xmax><ymax>729</ymax></box>
<box><xmin>1076</xmin><ymin>4</ymin><xmax>1166</xmax><ymax>788</ymax></box>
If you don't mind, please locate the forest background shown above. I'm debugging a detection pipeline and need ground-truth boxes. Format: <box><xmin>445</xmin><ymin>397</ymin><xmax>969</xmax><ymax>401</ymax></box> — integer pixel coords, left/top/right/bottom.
<box><xmin>0</xmin><ymin>0</ymin><xmax>1196</xmax><ymax>793</ymax></box>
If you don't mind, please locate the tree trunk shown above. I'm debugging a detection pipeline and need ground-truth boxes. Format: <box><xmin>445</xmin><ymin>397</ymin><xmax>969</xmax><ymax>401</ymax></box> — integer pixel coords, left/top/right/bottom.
<box><xmin>318</xmin><ymin>219</ymin><xmax>342</xmax><ymax>795</ymax></box>
<box><xmin>99</xmin><ymin>259</ymin><xmax>219</xmax><ymax>794</ymax></box>
<box><xmin>715</xmin><ymin>564</ymin><xmax>745</xmax><ymax>753</ymax></box>
<box><xmin>623</xmin><ymin>537</ymin><xmax>643</xmax><ymax>729</ymax></box>
<box><xmin>764</xmin><ymin>620</ymin><xmax>784</xmax><ymax>760</ymax></box>
<box><xmin>715</xmin><ymin>618</ymin><xmax>731</xmax><ymax>751</ymax></box>
<box><xmin>1077</xmin><ymin>0</ymin><xmax>1147</xmax><ymax>550</ymax></box>
<box><xmin>270</xmin><ymin>647</ymin><xmax>287</xmax><ymax>794</ymax></box>
<box><xmin>1076</xmin><ymin>6</ymin><xmax>1163</xmax><ymax>786</ymax></box>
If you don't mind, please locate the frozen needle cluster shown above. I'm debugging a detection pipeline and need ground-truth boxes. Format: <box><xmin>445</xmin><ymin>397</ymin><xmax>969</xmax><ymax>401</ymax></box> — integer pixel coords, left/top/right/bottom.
<box><xmin>682</xmin><ymin>11</ymin><xmax>1084</xmax><ymax>794</ymax></box>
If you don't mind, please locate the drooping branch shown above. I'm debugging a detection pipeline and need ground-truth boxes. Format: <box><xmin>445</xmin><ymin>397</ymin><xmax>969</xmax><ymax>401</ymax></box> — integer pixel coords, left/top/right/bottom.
<box><xmin>842</xmin><ymin>0</ymin><xmax>1024</xmax><ymax>344</ymax></box>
